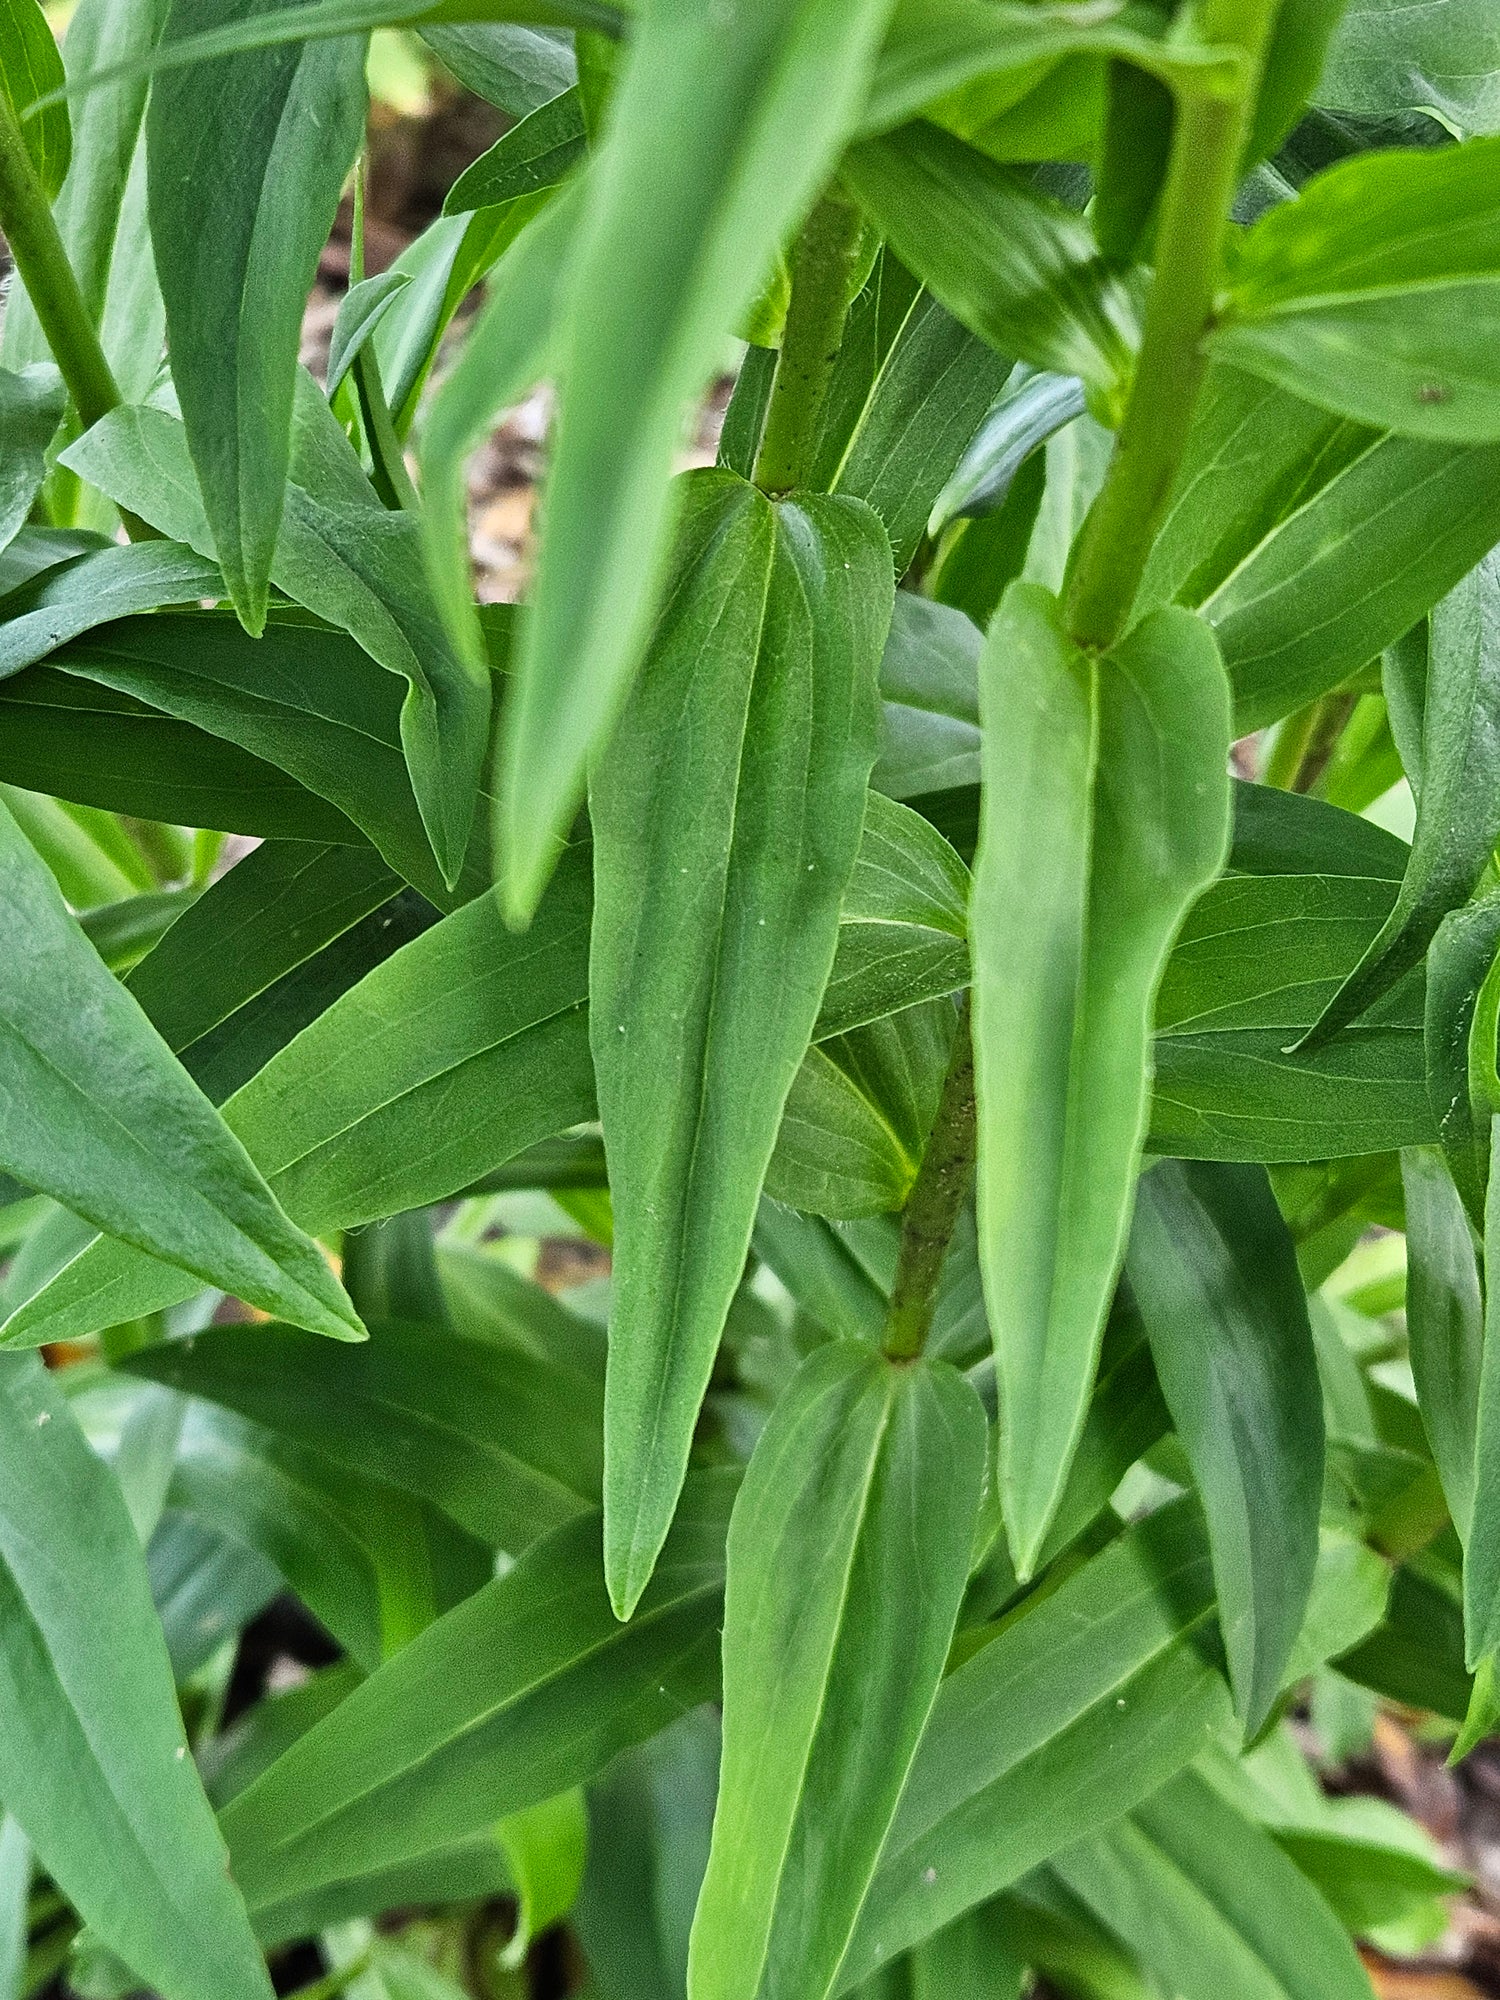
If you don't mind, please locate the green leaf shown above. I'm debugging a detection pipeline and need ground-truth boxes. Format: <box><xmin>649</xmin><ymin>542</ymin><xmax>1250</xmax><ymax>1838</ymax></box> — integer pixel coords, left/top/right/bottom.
<box><xmin>0</xmin><ymin>0</ymin><xmax>70</xmax><ymax>197</ymax></box>
<box><xmin>1299</xmin><ymin>551</ymin><xmax>1500</xmax><ymax>1045</ymax></box>
<box><xmin>838</xmin><ymin>1499</ymin><xmax>1230</xmax><ymax>1982</ymax></box>
<box><xmin>928</xmin><ymin>366</ymin><xmax>1087</xmax><ymax>536</ymax></box>
<box><xmin>1400</xmin><ymin>1148</ymin><xmax>1482</xmax><ymax>1540</ymax></box>
<box><xmin>125</xmin><ymin>1313</ymin><xmax>604</xmax><ymax>1551</ymax></box>
<box><xmin>690</xmin><ymin>1346</ymin><xmax>983</xmax><ymax>2000</ymax></box>
<box><xmin>768</xmin><ymin>1003</ymin><xmax>953</xmax><ymax>1219</ymax></box>
<box><xmin>0</xmin><ymin>365</ymin><xmax>64</xmax><ymax>553</ymax></box>
<box><xmin>1464</xmin><ymin>1121</ymin><xmax>1500</xmax><ymax>1662</ymax></box>
<box><xmin>164</xmin><ymin>1398</ymin><xmax>488</xmax><ymax>1670</ymax></box>
<box><xmin>325</xmin><ymin>269</ymin><xmax>412</xmax><ymax>397</ymax></box>
<box><xmin>218</xmin><ymin>1471</ymin><xmax>736</xmax><ymax>1914</ymax></box>
<box><xmin>497</xmin><ymin>0</ymin><xmax>897</xmax><ymax>920</ymax></box>
<box><xmin>0</xmin><ymin>795</ymin><xmax>361</xmax><ymax>1339</ymax></box>
<box><xmin>817</xmin><ymin>791</ymin><xmax>970</xmax><ymax>1041</ymax></box>
<box><xmin>0</xmin><ymin>541</ymin><xmax>224</xmax><ymax>676</ymax></box>
<box><xmin>496</xmin><ymin>1789</ymin><xmax>588</xmax><ymax>1968</ymax></box>
<box><xmin>64</xmin><ymin>391</ymin><xmax>490</xmax><ymax>888</ymax></box>
<box><xmin>1129</xmin><ymin>1161</ymin><xmax>1324</xmax><ymax>1738</ymax></box>
<box><xmin>872</xmin><ymin>592</ymin><xmax>982</xmax><ymax>800</ymax></box>
<box><xmin>864</xmin><ymin>0</ymin><xmax>1244</xmax><ymax>136</ymax></box>
<box><xmin>1</xmin><ymin>851</ymin><xmax>594</xmax><ymax>1346</ymax></box>
<box><xmin>1201</xmin><ymin>424</ymin><xmax>1500</xmax><ymax>733</ymax></box>
<box><xmin>1216</xmin><ymin>138</ymin><xmax>1500</xmax><ymax>440</ymax></box>
<box><xmin>420</xmin><ymin>20</ymin><xmax>574</xmax><ymax>116</ymax></box>
<box><xmin>0</xmin><ymin>1815</ymin><xmax>26</xmax><ymax>2000</ymax></box>
<box><xmin>592</xmin><ymin>472</ymin><xmax>889</xmax><ymax>1616</ymax></box>
<box><xmin>1319</xmin><ymin>0</ymin><xmax>1500</xmax><ymax>137</ymax></box>
<box><xmin>1425</xmin><ymin>888</ymin><xmax>1500</xmax><ymax>1225</ymax></box>
<box><xmin>841</xmin><ymin>120</ymin><xmax>1137</xmax><ymax>407</ymax></box>
<box><xmin>145</xmin><ymin>0</ymin><xmax>365</xmax><ymax>628</ymax></box>
<box><xmin>1051</xmin><ymin>1769</ymin><xmax>1372</xmax><ymax>2000</ymax></box>
<box><xmin>0</xmin><ymin>1353</ymin><xmax>272</xmax><ymax>2000</ymax></box>
<box><xmin>445</xmin><ymin>83</ymin><xmax>585</xmax><ymax>213</ymax></box>
<box><xmin>972</xmin><ymin>584</ymin><xmax>1231</xmax><ymax>1572</ymax></box>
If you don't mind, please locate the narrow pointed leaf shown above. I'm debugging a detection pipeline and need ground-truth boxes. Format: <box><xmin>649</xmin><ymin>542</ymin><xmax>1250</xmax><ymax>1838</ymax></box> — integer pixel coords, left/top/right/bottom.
<box><xmin>839</xmin><ymin>1500</ymin><xmax>1230</xmax><ymax>1981</ymax></box>
<box><xmin>1129</xmin><ymin>1160</ymin><xmax>1324</xmax><ymax>1738</ymax></box>
<box><xmin>841</xmin><ymin>121</ymin><xmax>1138</xmax><ymax>402</ymax></box>
<box><xmin>1298</xmin><ymin>549</ymin><xmax>1500</xmax><ymax>1046</ymax></box>
<box><xmin>0</xmin><ymin>1353</ymin><xmax>272</xmax><ymax>2000</ymax></box>
<box><xmin>0</xmin><ymin>541</ymin><xmax>224</xmax><ymax>677</ymax></box>
<box><xmin>0</xmin><ymin>796</ymin><xmax>361</xmax><ymax>1340</ymax></box>
<box><xmin>1464</xmin><ymin>1122</ymin><xmax>1500</xmax><ymax>1661</ymax></box>
<box><xmin>146</xmin><ymin>0</ymin><xmax>366</xmax><ymax>628</ymax></box>
<box><xmin>690</xmin><ymin>1345</ymin><xmax>984</xmax><ymax>2000</ymax></box>
<box><xmin>0</xmin><ymin>365</ymin><xmax>64</xmax><ymax>554</ymax></box>
<box><xmin>1425</xmin><ymin>888</ymin><xmax>1500</xmax><ymax>1226</ymax></box>
<box><xmin>593</xmin><ymin>473</ymin><xmax>889</xmax><ymax>1615</ymax></box>
<box><xmin>972</xmin><ymin>584</ymin><xmax>1232</xmax><ymax>1572</ymax></box>
<box><xmin>325</xmin><ymin>270</ymin><xmax>412</xmax><ymax>397</ymax></box>
<box><xmin>499</xmin><ymin>0</ymin><xmax>897</xmax><ymax>919</ymax></box>
<box><xmin>1402</xmin><ymin>1148</ymin><xmax>1483</xmax><ymax>1539</ymax></box>
<box><xmin>219</xmin><ymin>1472</ymin><xmax>736</xmax><ymax>1913</ymax></box>
<box><xmin>444</xmin><ymin>83</ymin><xmax>585</xmax><ymax>214</ymax></box>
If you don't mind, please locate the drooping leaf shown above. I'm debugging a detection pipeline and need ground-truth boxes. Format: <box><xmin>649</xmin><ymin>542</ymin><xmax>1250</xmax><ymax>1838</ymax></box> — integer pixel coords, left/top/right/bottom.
<box><xmin>146</xmin><ymin>0</ymin><xmax>366</xmax><ymax>629</ymax></box>
<box><xmin>125</xmin><ymin>1313</ymin><xmax>604</xmax><ymax>1552</ymax></box>
<box><xmin>497</xmin><ymin>0</ymin><xmax>898</xmax><ymax>919</ymax></box>
<box><xmin>1299</xmin><ymin>549</ymin><xmax>1500</xmax><ymax>1045</ymax></box>
<box><xmin>1401</xmin><ymin>1148</ymin><xmax>1483</xmax><ymax>1539</ymax></box>
<box><xmin>218</xmin><ymin>1472</ymin><xmax>736</xmax><ymax>1914</ymax></box>
<box><xmin>0</xmin><ymin>795</ymin><xmax>361</xmax><ymax>1340</ymax></box>
<box><xmin>838</xmin><ymin>1499</ymin><xmax>1230</xmax><ymax>1982</ymax></box>
<box><xmin>0</xmin><ymin>1353</ymin><xmax>273</xmax><ymax>2000</ymax></box>
<box><xmin>972</xmin><ymin>584</ymin><xmax>1231</xmax><ymax>1572</ymax></box>
<box><xmin>2</xmin><ymin>850</ymin><xmax>594</xmax><ymax>1347</ymax></box>
<box><xmin>689</xmin><ymin>1343</ymin><xmax>985</xmax><ymax>2000</ymax></box>
<box><xmin>1215</xmin><ymin>138</ymin><xmax>1500</xmax><ymax>440</ymax></box>
<box><xmin>1129</xmin><ymin>1160</ymin><xmax>1324</xmax><ymax>1737</ymax></box>
<box><xmin>1051</xmin><ymin>1769</ymin><xmax>1372</xmax><ymax>2000</ymax></box>
<box><xmin>841</xmin><ymin>120</ymin><xmax>1137</xmax><ymax>408</ymax></box>
<box><xmin>591</xmin><ymin>472</ymin><xmax>889</xmax><ymax>1616</ymax></box>
<box><xmin>495</xmin><ymin>1789</ymin><xmax>589</xmax><ymax>1969</ymax></box>
<box><xmin>64</xmin><ymin>392</ymin><xmax>490</xmax><ymax>888</ymax></box>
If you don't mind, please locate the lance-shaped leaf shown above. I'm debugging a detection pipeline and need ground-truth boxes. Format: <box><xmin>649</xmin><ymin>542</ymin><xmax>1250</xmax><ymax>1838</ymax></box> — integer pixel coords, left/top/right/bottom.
<box><xmin>219</xmin><ymin>1472</ymin><xmax>737</xmax><ymax>1913</ymax></box>
<box><xmin>841</xmin><ymin>121</ymin><xmax>1138</xmax><ymax>407</ymax></box>
<box><xmin>0</xmin><ymin>795</ymin><xmax>360</xmax><ymax>1341</ymax></box>
<box><xmin>0</xmin><ymin>541</ymin><xmax>224</xmax><ymax>677</ymax></box>
<box><xmin>1402</xmin><ymin>1148</ymin><xmax>1483</xmax><ymax>1540</ymax></box>
<box><xmin>0</xmin><ymin>1353</ymin><xmax>272</xmax><ymax>2000</ymax></box>
<box><xmin>0</xmin><ymin>0</ymin><xmax>70</xmax><ymax>198</ymax></box>
<box><xmin>1464</xmin><ymin>1122</ymin><xmax>1500</xmax><ymax>1662</ymax></box>
<box><xmin>1128</xmin><ymin>1160</ymin><xmax>1323</xmax><ymax>1738</ymax></box>
<box><xmin>838</xmin><ymin>1499</ymin><xmax>1230</xmax><ymax>1982</ymax></box>
<box><xmin>971</xmin><ymin>584</ymin><xmax>1232</xmax><ymax>1574</ymax></box>
<box><xmin>689</xmin><ymin>1344</ymin><xmax>985</xmax><ymax>2000</ymax></box>
<box><xmin>2</xmin><ymin>851</ymin><xmax>596</xmax><ymax>1348</ymax></box>
<box><xmin>592</xmin><ymin>472</ymin><xmax>889</xmax><ymax>1617</ymax></box>
<box><xmin>146</xmin><ymin>0</ymin><xmax>366</xmax><ymax>629</ymax></box>
<box><xmin>1215</xmin><ymin>137</ymin><xmax>1500</xmax><ymax>441</ymax></box>
<box><xmin>445</xmin><ymin>84</ymin><xmax>585</xmax><ymax>214</ymax></box>
<box><xmin>498</xmin><ymin>0</ymin><xmax>897</xmax><ymax>920</ymax></box>
<box><xmin>64</xmin><ymin>391</ymin><xmax>489</xmax><ymax>888</ymax></box>
<box><xmin>1425</xmin><ymin>888</ymin><xmax>1500</xmax><ymax>1226</ymax></box>
<box><xmin>1297</xmin><ymin>549</ymin><xmax>1500</xmax><ymax>1047</ymax></box>
<box><xmin>1051</xmin><ymin>1770</ymin><xmax>1372</xmax><ymax>2000</ymax></box>
<box><xmin>125</xmin><ymin>1314</ymin><xmax>604</xmax><ymax>1552</ymax></box>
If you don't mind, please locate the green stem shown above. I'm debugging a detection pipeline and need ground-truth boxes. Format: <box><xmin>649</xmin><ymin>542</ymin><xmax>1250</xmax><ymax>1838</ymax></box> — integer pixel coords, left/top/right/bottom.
<box><xmin>883</xmin><ymin>1000</ymin><xmax>977</xmax><ymax>1362</ymax></box>
<box><xmin>0</xmin><ymin>94</ymin><xmax>120</xmax><ymax>433</ymax></box>
<box><xmin>753</xmin><ymin>194</ymin><xmax>864</xmax><ymax>495</ymax></box>
<box><xmin>1063</xmin><ymin>2</ymin><xmax>1279</xmax><ymax>649</ymax></box>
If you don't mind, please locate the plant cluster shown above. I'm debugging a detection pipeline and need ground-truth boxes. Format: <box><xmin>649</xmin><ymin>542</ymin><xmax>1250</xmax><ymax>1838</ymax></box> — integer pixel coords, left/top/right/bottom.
<box><xmin>1</xmin><ymin>0</ymin><xmax>1499</xmax><ymax>1995</ymax></box>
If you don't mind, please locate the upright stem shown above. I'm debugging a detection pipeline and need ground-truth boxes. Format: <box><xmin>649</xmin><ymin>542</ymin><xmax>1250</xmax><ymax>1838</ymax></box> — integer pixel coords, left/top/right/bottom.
<box><xmin>0</xmin><ymin>96</ymin><xmax>121</xmax><ymax>433</ymax></box>
<box><xmin>883</xmin><ymin>1000</ymin><xmax>977</xmax><ymax>1362</ymax></box>
<box><xmin>1064</xmin><ymin>0</ymin><xmax>1279</xmax><ymax>649</ymax></box>
<box><xmin>754</xmin><ymin>193</ymin><xmax>865</xmax><ymax>495</ymax></box>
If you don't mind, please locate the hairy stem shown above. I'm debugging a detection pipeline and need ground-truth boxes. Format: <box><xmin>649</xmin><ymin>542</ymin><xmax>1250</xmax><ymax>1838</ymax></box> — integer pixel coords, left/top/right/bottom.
<box><xmin>883</xmin><ymin>1000</ymin><xmax>977</xmax><ymax>1362</ymax></box>
<box><xmin>1064</xmin><ymin>1</ymin><xmax>1279</xmax><ymax>649</ymax></box>
<box><xmin>0</xmin><ymin>95</ymin><xmax>120</xmax><ymax>433</ymax></box>
<box><xmin>754</xmin><ymin>193</ymin><xmax>864</xmax><ymax>495</ymax></box>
